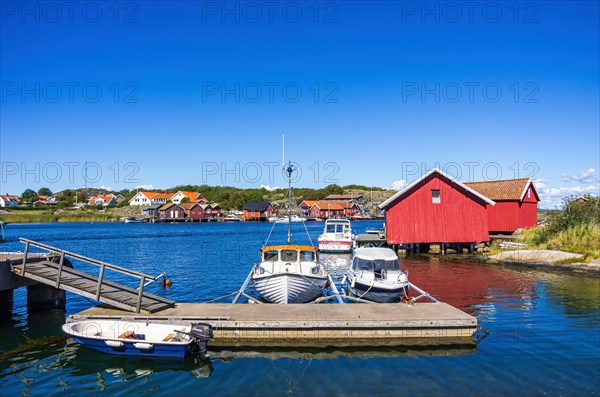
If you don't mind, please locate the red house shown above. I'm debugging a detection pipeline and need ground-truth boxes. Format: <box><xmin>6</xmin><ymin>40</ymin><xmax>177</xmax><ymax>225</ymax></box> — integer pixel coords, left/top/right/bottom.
<box><xmin>180</xmin><ymin>202</ymin><xmax>203</xmax><ymax>221</ymax></box>
<box><xmin>299</xmin><ymin>200</ymin><xmax>318</xmax><ymax>216</ymax></box>
<box><xmin>309</xmin><ymin>202</ymin><xmax>345</xmax><ymax>219</ymax></box>
<box><xmin>243</xmin><ymin>201</ymin><xmax>274</xmax><ymax>221</ymax></box>
<box><xmin>158</xmin><ymin>203</ymin><xmax>185</xmax><ymax>221</ymax></box>
<box><xmin>379</xmin><ymin>169</ymin><xmax>495</xmax><ymax>245</ymax></box>
<box><xmin>464</xmin><ymin>178</ymin><xmax>539</xmax><ymax>234</ymax></box>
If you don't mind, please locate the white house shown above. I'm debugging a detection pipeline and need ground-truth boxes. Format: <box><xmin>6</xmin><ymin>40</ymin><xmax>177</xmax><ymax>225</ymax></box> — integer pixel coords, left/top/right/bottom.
<box><xmin>88</xmin><ymin>194</ymin><xmax>117</xmax><ymax>207</ymax></box>
<box><xmin>0</xmin><ymin>194</ymin><xmax>19</xmax><ymax>207</ymax></box>
<box><xmin>129</xmin><ymin>191</ymin><xmax>174</xmax><ymax>206</ymax></box>
<box><xmin>171</xmin><ymin>191</ymin><xmax>204</xmax><ymax>204</ymax></box>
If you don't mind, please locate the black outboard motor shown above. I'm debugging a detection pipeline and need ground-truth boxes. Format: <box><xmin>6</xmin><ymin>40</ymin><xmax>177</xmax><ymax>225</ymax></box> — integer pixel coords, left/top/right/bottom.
<box><xmin>190</xmin><ymin>323</ymin><xmax>213</xmax><ymax>355</ymax></box>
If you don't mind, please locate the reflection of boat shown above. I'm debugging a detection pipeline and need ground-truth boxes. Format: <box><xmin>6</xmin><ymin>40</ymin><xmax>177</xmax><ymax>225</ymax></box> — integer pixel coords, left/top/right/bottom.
<box><xmin>318</xmin><ymin>219</ymin><xmax>354</xmax><ymax>253</ymax></box>
<box><xmin>0</xmin><ymin>221</ymin><xmax>5</xmax><ymax>242</ymax></box>
<box><xmin>274</xmin><ymin>214</ymin><xmax>306</xmax><ymax>223</ymax></box>
<box><xmin>346</xmin><ymin>247</ymin><xmax>409</xmax><ymax>303</ymax></box>
<box><xmin>67</xmin><ymin>344</ymin><xmax>214</xmax><ymax>378</ymax></box>
<box><xmin>223</xmin><ymin>214</ymin><xmax>242</xmax><ymax>222</ymax></box>
<box><xmin>62</xmin><ymin>320</ymin><xmax>213</xmax><ymax>358</ymax></box>
<box><xmin>251</xmin><ymin>163</ymin><xmax>328</xmax><ymax>304</ymax></box>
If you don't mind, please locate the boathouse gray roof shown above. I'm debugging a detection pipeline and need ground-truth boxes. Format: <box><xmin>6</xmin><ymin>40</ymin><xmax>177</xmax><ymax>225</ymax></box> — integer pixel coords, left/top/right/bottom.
<box><xmin>243</xmin><ymin>201</ymin><xmax>271</xmax><ymax>211</ymax></box>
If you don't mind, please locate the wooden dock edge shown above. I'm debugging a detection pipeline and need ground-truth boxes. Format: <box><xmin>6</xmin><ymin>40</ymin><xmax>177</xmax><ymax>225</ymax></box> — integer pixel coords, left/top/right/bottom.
<box><xmin>67</xmin><ymin>302</ymin><xmax>478</xmax><ymax>347</ymax></box>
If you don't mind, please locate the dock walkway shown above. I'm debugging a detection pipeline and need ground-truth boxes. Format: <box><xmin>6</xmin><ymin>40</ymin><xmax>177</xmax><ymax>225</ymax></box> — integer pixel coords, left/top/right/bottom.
<box><xmin>11</xmin><ymin>239</ymin><xmax>175</xmax><ymax>313</ymax></box>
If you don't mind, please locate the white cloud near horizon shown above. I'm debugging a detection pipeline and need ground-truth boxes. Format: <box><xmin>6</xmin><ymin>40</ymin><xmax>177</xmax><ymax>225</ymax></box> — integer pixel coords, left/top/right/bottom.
<box><xmin>391</xmin><ymin>179</ymin><xmax>407</xmax><ymax>191</ymax></box>
<box><xmin>534</xmin><ymin>178</ymin><xmax>599</xmax><ymax>209</ymax></box>
<box><xmin>136</xmin><ymin>184</ymin><xmax>155</xmax><ymax>190</ymax></box>
<box><xmin>260</xmin><ymin>184</ymin><xmax>283</xmax><ymax>191</ymax></box>
<box><xmin>561</xmin><ymin>168</ymin><xmax>598</xmax><ymax>183</ymax></box>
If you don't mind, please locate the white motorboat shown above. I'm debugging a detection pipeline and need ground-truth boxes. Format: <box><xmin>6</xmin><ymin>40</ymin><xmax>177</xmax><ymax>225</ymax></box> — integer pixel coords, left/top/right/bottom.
<box><xmin>318</xmin><ymin>219</ymin><xmax>354</xmax><ymax>253</ymax></box>
<box><xmin>252</xmin><ymin>244</ymin><xmax>327</xmax><ymax>304</ymax></box>
<box><xmin>223</xmin><ymin>214</ymin><xmax>242</xmax><ymax>222</ymax></box>
<box><xmin>251</xmin><ymin>162</ymin><xmax>328</xmax><ymax>304</ymax></box>
<box><xmin>274</xmin><ymin>214</ymin><xmax>306</xmax><ymax>223</ymax></box>
<box><xmin>346</xmin><ymin>247</ymin><xmax>409</xmax><ymax>303</ymax></box>
<box><xmin>62</xmin><ymin>320</ymin><xmax>213</xmax><ymax>358</ymax></box>
<box><xmin>123</xmin><ymin>217</ymin><xmax>147</xmax><ymax>223</ymax></box>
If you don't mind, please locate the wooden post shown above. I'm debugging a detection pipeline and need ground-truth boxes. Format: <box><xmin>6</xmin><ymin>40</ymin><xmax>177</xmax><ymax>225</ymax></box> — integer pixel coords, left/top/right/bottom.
<box><xmin>136</xmin><ymin>276</ymin><xmax>145</xmax><ymax>313</ymax></box>
<box><xmin>55</xmin><ymin>252</ymin><xmax>65</xmax><ymax>288</ymax></box>
<box><xmin>96</xmin><ymin>264</ymin><xmax>105</xmax><ymax>301</ymax></box>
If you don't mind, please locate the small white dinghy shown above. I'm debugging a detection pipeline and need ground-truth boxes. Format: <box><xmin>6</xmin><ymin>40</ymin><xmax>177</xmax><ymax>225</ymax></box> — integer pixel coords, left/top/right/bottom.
<box><xmin>62</xmin><ymin>320</ymin><xmax>213</xmax><ymax>358</ymax></box>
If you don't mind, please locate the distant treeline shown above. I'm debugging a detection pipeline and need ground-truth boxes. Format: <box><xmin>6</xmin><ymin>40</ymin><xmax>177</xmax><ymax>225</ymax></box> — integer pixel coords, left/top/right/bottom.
<box><xmin>48</xmin><ymin>184</ymin><xmax>388</xmax><ymax>210</ymax></box>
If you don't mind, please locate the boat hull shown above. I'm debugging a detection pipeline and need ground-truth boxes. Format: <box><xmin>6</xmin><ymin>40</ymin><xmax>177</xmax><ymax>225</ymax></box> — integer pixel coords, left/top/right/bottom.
<box><xmin>253</xmin><ymin>273</ymin><xmax>327</xmax><ymax>304</ymax></box>
<box><xmin>70</xmin><ymin>336</ymin><xmax>191</xmax><ymax>358</ymax></box>
<box><xmin>348</xmin><ymin>279</ymin><xmax>408</xmax><ymax>303</ymax></box>
<box><xmin>318</xmin><ymin>240</ymin><xmax>353</xmax><ymax>253</ymax></box>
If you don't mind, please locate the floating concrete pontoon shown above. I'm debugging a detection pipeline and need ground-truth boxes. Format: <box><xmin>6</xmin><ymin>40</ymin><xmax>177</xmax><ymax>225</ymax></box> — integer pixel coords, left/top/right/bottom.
<box><xmin>67</xmin><ymin>301</ymin><xmax>478</xmax><ymax>347</ymax></box>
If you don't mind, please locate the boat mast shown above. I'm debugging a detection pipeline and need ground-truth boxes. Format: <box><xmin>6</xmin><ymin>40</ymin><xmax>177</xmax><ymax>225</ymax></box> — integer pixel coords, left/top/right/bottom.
<box><xmin>286</xmin><ymin>161</ymin><xmax>293</xmax><ymax>244</ymax></box>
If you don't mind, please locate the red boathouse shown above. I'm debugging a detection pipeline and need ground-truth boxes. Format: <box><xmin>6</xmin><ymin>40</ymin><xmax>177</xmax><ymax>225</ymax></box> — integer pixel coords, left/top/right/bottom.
<box><xmin>464</xmin><ymin>178</ymin><xmax>539</xmax><ymax>234</ymax></box>
<box><xmin>379</xmin><ymin>169</ymin><xmax>495</xmax><ymax>245</ymax></box>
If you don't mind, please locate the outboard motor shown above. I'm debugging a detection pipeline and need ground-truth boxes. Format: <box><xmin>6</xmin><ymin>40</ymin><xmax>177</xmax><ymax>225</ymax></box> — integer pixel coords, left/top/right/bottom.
<box><xmin>190</xmin><ymin>323</ymin><xmax>213</xmax><ymax>356</ymax></box>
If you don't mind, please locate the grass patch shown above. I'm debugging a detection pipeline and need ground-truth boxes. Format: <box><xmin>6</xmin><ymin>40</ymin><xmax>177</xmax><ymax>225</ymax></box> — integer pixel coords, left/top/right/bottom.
<box><xmin>0</xmin><ymin>212</ymin><xmax>119</xmax><ymax>223</ymax></box>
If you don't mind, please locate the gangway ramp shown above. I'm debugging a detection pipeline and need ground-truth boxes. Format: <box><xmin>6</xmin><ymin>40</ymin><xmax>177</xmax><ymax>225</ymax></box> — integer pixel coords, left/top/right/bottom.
<box><xmin>11</xmin><ymin>238</ymin><xmax>175</xmax><ymax>313</ymax></box>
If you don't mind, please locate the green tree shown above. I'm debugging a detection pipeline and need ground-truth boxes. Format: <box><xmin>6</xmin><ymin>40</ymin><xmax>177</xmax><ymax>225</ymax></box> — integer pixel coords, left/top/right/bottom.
<box><xmin>38</xmin><ymin>187</ymin><xmax>53</xmax><ymax>196</ymax></box>
<box><xmin>180</xmin><ymin>197</ymin><xmax>191</xmax><ymax>204</ymax></box>
<box><xmin>21</xmin><ymin>189</ymin><xmax>37</xmax><ymax>201</ymax></box>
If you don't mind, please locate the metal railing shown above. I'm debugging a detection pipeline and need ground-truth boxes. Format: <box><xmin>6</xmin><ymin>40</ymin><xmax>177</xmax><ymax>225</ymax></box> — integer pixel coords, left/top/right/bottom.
<box><xmin>18</xmin><ymin>238</ymin><xmax>163</xmax><ymax>313</ymax></box>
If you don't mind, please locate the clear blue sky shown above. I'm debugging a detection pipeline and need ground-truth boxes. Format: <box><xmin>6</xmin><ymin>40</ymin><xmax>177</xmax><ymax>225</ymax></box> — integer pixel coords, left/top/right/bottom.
<box><xmin>1</xmin><ymin>1</ymin><xmax>599</xmax><ymax>208</ymax></box>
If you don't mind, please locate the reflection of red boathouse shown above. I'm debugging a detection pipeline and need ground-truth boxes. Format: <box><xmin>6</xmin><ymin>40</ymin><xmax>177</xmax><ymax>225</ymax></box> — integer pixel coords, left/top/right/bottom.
<box><xmin>406</xmin><ymin>260</ymin><xmax>536</xmax><ymax>310</ymax></box>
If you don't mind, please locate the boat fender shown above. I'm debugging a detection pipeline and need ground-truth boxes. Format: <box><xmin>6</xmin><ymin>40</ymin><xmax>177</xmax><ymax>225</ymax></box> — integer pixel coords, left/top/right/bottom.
<box><xmin>105</xmin><ymin>340</ymin><xmax>124</xmax><ymax>348</ymax></box>
<box><xmin>133</xmin><ymin>342</ymin><xmax>153</xmax><ymax>350</ymax></box>
<box><xmin>350</xmin><ymin>278</ymin><xmax>355</xmax><ymax>288</ymax></box>
<box><xmin>341</xmin><ymin>275</ymin><xmax>347</xmax><ymax>285</ymax></box>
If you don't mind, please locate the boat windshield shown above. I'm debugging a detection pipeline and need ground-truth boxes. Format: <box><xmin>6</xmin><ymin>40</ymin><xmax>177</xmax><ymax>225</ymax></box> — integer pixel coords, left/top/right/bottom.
<box><xmin>263</xmin><ymin>250</ymin><xmax>279</xmax><ymax>261</ymax></box>
<box><xmin>280</xmin><ymin>249</ymin><xmax>298</xmax><ymax>262</ymax></box>
<box><xmin>353</xmin><ymin>257</ymin><xmax>401</xmax><ymax>271</ymax></box>
<box><xmin>326</xmin><ymin>224</ymin><xmax>349</xmax><ymax>233</ymax></box>
<box><xmin>300</xmin><ymin>250</ymin><xmax>315</xmax><ymax>261</ymax></box>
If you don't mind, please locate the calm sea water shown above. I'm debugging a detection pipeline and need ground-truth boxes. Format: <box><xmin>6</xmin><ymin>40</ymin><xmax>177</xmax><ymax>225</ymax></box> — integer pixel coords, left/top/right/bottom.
<box><xmin>0</xmin><ymin>221</ymin><xmax>599</xmax><ymax>396</ymax></box>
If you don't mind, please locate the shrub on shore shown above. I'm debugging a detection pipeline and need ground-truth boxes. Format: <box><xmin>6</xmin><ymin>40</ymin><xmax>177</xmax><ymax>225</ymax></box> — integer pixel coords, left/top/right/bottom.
<box><xmin>522</xmin><ymin>197</ymin><xmax>600</xmax><ymax>258</ymax></box>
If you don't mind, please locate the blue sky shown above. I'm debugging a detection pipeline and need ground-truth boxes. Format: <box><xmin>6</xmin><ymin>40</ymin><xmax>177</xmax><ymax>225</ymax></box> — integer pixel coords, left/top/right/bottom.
<box><xmin>1</xmin><ymin>1</ymin><xmax>599</xmax><ymax>208</ymax></box>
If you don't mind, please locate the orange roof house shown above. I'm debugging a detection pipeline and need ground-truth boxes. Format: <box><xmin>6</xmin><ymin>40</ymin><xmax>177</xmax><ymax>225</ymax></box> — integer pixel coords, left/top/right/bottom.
<box><xmin>171</xmin><ymin>191</ymin><xmax>204</xmax><ymax>204</ymax></box>
<box><xmin>129</xmin><ymin>191</ymin><xmax>174</xmax><ymax>206</ymax></box>
<box><xmin>88</xmin><ymin>194</ymin><xmax>117</xmax><ymax>207</ymax></box>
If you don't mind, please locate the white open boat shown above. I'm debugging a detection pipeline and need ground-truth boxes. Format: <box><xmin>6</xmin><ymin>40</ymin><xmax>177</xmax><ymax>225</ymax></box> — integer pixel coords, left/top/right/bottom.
<box><xmin>62</xmin><ymin>320</ymin><xmax>213</xmax><ymax>358</ymax></box>
<box><xmin>318</xmin><ymin>219</ymin><xmax>355</xmax><ymax>253</ymax></box>
<box><xmin>251</xmin><ymin>162</ymin><xmax>328</xmax><ymax>304</ymax></box>
<box><xmin>346</xmin><ymin>247</ymin><xmax>409</xmax><ymax>303</ymax></box>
